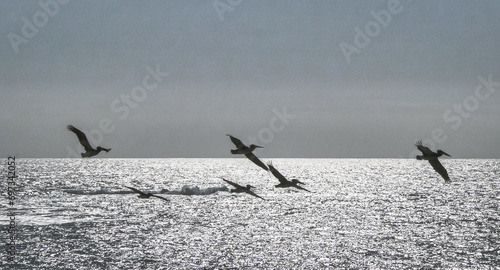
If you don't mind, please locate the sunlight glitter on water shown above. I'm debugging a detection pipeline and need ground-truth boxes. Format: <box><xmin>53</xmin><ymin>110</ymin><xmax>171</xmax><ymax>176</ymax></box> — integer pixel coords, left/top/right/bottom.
<box><xmin>1</xmin><ymin>158</ymin><xmax>498</xmax><ymax>269</ymax></box>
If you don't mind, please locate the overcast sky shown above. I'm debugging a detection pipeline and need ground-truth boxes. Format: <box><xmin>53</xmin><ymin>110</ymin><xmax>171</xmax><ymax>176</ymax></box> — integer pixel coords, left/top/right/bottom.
<box><xmin>1</xmin><ymin>0</ymin><xmax>499</xmax><ymax>158</ymax></box>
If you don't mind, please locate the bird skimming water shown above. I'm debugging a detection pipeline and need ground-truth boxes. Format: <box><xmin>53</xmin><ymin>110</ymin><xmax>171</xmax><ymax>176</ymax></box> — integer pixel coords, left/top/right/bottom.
<box><xmin>67</xmin><ymin>125</ymin><xmax>111</xmax><ymax>157</ymax></box>
<box><xmin>267</xmin><ymin>161</ymin><xmax>310</xmax><ymax>192</ymax></box>
<box><xmin>221</xmin><ymin>177</ymin><xmax>265</xmax><ymax>200</ymax></box>
<box><xmin>124</xmin><ymin>186</ymin><xmax>170</xmax><ymax>202</ymax></box>
<box><xmin>226</xmin><ymin>134</ymin><xmax>268</xmax><ymax>171</ymax></box>
<box><xmin>415</xmin><ymin>141</ymin><xmax>451</xmax><ymax>182</ymax></box>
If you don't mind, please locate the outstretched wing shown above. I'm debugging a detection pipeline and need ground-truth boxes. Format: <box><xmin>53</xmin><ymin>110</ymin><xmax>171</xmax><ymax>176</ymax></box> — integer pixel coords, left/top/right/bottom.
<box><xmin>267</xmin><ymin>163</ymin><xmax>289</xmax><ymax>184</ymax></box>
<box><xmin>221</xmin><ymin>177</ymin><xmax>244</xmax><ymax>189</ymax></box>
<box><xmin>415</xmin><ymin>141</ymin><xmax>435</xmax><ymax>156</ymax></box>
<box><xmin>124</xmin><ymin>186</ymin><xmax>147</xmax><ymax>196</ymax></box>
<box><xmin>428</xmin><ymin>159</ymin><xmax>450</xmax><ymax>182</ymax></box>
<box><xmin>293</xmin><ymin>185</ymin><xmax>311</xmax><ymax>193</ymax></box>
<box><xmin>245</xmin><ymin>190</ymin><xmax>265</xmax><ymax>200</ymax></box>
<box><xmin>244</xmin><ymin>153</ymin><xmax>269</xmax><ymax>171</ymax></box>
<box><xmin>68</xmin><ymin>125</ymin><xmax>93</xmax><ymax>152</ymax></box>
<box><xmin>226</xmin><ymin>134</ymin><xmax>246</xmax><ymax>148</ymax></box>
<box><xmin>151</xmin><ymin>194</ymin><xmax>170</xmax><ymax>202</ymax></box>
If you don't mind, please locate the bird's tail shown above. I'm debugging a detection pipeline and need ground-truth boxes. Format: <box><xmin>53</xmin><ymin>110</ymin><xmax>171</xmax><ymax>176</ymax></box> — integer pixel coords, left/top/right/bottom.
<box><xmin>416</xmin><ymin>155</ymin><xmax>423</xmax><ymax>160</ymax></box>
<box><xmin>230</xmin><ymin>149</ymin><xmax>238</xmax><ymax>155</ymax></box>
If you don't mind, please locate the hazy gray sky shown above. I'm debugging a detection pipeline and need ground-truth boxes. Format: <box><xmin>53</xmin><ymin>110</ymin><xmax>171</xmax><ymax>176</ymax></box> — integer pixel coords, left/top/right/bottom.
<box><xmin>1</xmin><ymin>0</ymin><xmax>499</xmax><ymax>158</ymax></box>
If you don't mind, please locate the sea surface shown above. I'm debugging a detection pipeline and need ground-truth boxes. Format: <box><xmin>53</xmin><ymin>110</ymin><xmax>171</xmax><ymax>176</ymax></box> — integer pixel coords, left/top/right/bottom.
<box><xmin>1</xmin><ymin>158</ymin><xmax>499</xmax><ymax>269</ymax></box>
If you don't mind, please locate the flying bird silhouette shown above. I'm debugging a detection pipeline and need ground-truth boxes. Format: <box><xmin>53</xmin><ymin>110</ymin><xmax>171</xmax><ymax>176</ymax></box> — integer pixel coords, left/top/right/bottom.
<box><xmin>415</xmin><ymin>141</ymin><xmax>451</xmax><ymax>182</ymax></box>
<box><xmin>221</xmin><ymin>177</ymin><xmax>265</xmax><ymax>200</ymax></box>
<box><xmin>267</xmin><ymin>161</ymin><xmax>310</xmax><ymax>192</ymax></box>
<box><xmin>124</xmin><ymin>186</ymin><xmax>170</xmax><ymax>202</ymax></box>
<box><xmin>67</xmin><ymin>125</ymin><xmax>111</xmax><ymax>157</ymax></box>
<box><xmin>226</xmin><ymin>134</ymin><xmax>268</xmax><ymax>171</ymax></box>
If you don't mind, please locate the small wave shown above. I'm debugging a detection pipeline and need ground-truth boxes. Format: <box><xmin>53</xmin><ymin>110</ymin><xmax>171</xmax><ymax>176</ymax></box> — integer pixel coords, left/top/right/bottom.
<box><xmin>65</xmin><ymin>185</ymin><xmax>229</xmax><ymax>196</ymax></box>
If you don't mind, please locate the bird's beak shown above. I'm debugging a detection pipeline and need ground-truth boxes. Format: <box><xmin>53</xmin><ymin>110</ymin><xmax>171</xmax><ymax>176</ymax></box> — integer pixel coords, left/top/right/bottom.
<box><xmin>255</xmin><ymin>145</ymin><xmax>264</xmax><ymax>148</ymax></box>
<box><xmin>442</xmin><ymin>151</ymin><xmax>451</xmax><ymax>157</ymax></box>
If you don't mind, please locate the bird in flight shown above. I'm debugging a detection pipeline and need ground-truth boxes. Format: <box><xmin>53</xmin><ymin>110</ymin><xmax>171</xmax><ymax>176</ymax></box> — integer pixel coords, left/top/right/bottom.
<box><xmin>124</xmin><ymin>186</ymin><xmax>170</xmax><ymax>202</ymax></box>
<box><xmin>221</xmin><ymin>177</ymin><xmax>265</xmax><ymax>200</ymax></box>
<box><xmin>267</xmin><ymin>161</ymin><xmax>310</xmax><ymax>192</ymax></box>
<box><xmin>67</xmin><ymin>125</ymin><xmax>111</xmax><ymax>157</ymax></box>
<box><xmin>415</xmin><ymin>141</ymin><xmax>452</xmax><ymax>182</ymax></box>
<box><xmin>226</xmin><ymin>134</ymin><xmax>268</xmax><ymax>171</ymax></box>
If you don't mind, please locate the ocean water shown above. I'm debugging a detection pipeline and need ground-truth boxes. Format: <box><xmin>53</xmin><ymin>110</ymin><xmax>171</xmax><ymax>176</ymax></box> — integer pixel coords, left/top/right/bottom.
<box><xmin>1</xmin><ymin>158</ymin><xmax>499</xmax><ymax>269</ymax></box>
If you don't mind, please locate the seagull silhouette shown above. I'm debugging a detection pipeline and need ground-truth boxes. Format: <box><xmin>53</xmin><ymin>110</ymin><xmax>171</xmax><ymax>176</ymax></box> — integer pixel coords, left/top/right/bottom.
<box><xmin>67</xmin><ymin>125</ymin><xmax>111</xmax><ymax>157</ymax></box>
<box><xmin>226</xmin><ymin>134</ymin><xmax>268</xmax><ymax>171</ymax></box>
<box><xmin>267</xmin><ymin>161</ymin><xmax>310</xmax><ymax>192</ymax></box>
<box><xmin>221</xmin><ymin>177</ymin><xmax>265</xmax><ymax>200</ymax></box>
<box><xmin>415</xmin><ymin>141</ymin><xmax>452</xmax><ymax>182</ymax></box>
